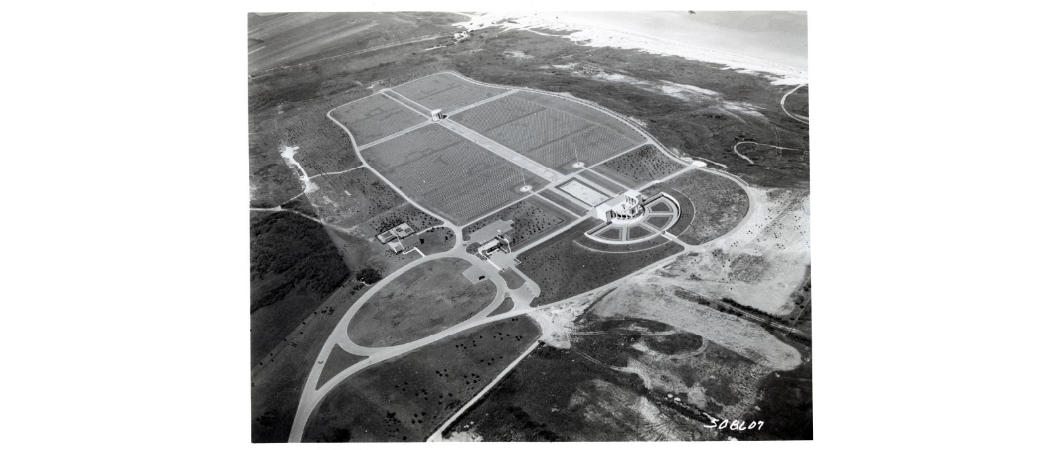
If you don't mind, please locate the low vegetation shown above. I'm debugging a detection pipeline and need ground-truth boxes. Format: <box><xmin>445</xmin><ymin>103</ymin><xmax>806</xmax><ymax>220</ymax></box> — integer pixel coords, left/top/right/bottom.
<box><xmin>599</xmin><ymin>145</ymin><xmax>685</xmax><ymax>186</ymax></box>
<box><xmin>517</xmin><ymin>220</ymin><xmax>684</xmax><ymax>306</ymax></box>
<box><xmin>304</xmin><ymin>317</ymin><xmax>540</xmax><ymax>442</ymax></box>
<box><xmin>461</xmin><ymin>196</ymin><xmax>572</xmax><ymax>248</ymax></box>
<box><xmin>347</xmin><ymin>258</ymin><xmax>497</xmax><ymax>347</ymax></box>
<box><xmin>251</xmin><ymin>211</ymin><xmax>350</xmax><ymax>362</ymax></box>
<box><xmin>366</xmin><ymin>202</ymin><xmax>443</xmax><ymax>234</ymax></box>
<box><xmin>308</xmin><ymin>169</ymin><xmax>405</xmax><ymax>228</ymax></box>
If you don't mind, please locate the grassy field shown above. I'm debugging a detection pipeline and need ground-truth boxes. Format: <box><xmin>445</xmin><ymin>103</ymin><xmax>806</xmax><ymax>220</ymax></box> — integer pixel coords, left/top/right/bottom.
<box><xmin>597</xmin><ymin>145</ymin><xmax>686</xmax><ymax>187</ymax></box>
<box><xmin>784</xmin><ymin>85</ymin><xmax>809</xmax><ymax>118</ymax></box>
<box><xmin>517</xmin><ymin>219</ymin><xmax>684</xmax><ymax>306</ymax></box>
<box><xmin>461</xmin><ymin>195</ymin><xmax>575</xmax><ymax>249</ymax></box>
<box><xmin>307</xmin><ymin>168</ymin><xmax>405</xmax><ymax>228</ymax></box>
<box><xmin>304</xmin><ymin>317</ymin><xmax>541</xmax><ymax>442</ymax></box>
<box><xmin>276</xmin><ymin>107</ymin><xmax>364</xmax><ymax>177</ymax></box>
<box><xmin>444</xmin><ymin>343</ymin><xmax>654</xmax><ymax>441</ymax></box>
<box><xmin>250</xmin><ymin>211</ymin><xmax>350</xmax><ymax>363</ymax></box>
<box><xmin>487</xmin><ymin>297</ymin><xmax>515</xmax><ymax>316</ymax></box>
<box><xmin>499</xmin><ymin>270</ymin><xmax>525</xmax><ymax>290</ymax></box>
<box><xmin>252</xmin><ymin>281</ymin><xmax>372</xmax><ymax>443</ymax></box>
<box><xmin>249</xmin><ymin>117</ymin><xmax>304</xmax><ymax>208</ymax></box>
<box><xmin>642</xmin><ymin>171</ymin><xmax>749</xmax><ymax>245</ymax></box>
<box><xmin>248</xmin><ymin>12</ymin><xmax>466</xmax><ymax>75</ymax></box>
<box><xmin>347</xmin><ymin>258</ymin><xmax>497</xmax><ymax>347</ymax></box>
<box><xmin>415</xmin><ymin>227</ymin><xmax>456</xmax><ymax>255</ymax></box>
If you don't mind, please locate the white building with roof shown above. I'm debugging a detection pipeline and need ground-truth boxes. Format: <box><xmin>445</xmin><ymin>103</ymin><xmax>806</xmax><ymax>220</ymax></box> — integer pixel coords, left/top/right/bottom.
<box><xmin>594</xmin><ymin>189</ymin><xmax>645</xmax><ymax>222</ymax></box>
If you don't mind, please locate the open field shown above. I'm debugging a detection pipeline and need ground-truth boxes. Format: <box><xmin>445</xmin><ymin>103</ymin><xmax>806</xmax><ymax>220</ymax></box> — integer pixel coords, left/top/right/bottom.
<box><xmin>326</xmin><ymin>224</ymin><xmax>418</xmax><ymax>274</ymax></box>
<box><xmin>347</xmin><ymin>258</ymin><xmax>497</xmax><ymax>347</ymax></box>
<box><xmin>597</xmin><ymin>145</ymin><xmax>686</xmax><ymax>187</ymax></box>
<box><xmin>500</xmin><ymin>270</ymin><xmax>525</xmax><ymax>290</ymax></box>
<box><xmin>307</xmin><ymin>169</ymin><xmax>404</xmax><ymax>228</ymax></box>
<box><xmin>361</xmin><ymin>124</ymin><xmax>549</xmax><ymax>225</ymax></box>
<box><xmin>249</xmin><ymin>12</ymin><xmax>464</xmax><ymax>75</ymax></box>
<box><xmin>415</xmin><ymin>227</ymin><xmax>456</xmax><ymax>255</ymax></box>
<box><xmin>249</xmin><ymin>118</ymin><xmax>308</xmax><ymax>208</ymax></box>
<box><xmin>461</xmin><ymin>195</ymin><xmax>575</xmax><ymax>249</ymax></box>
<box><xmin>275</xmin><ymin>106</ymin><xmax>364</xmax><ymax>177</ymax></box>
<box><xmin>642</xmin><ymin>170</ymin><xmax>749</xmax><ymax>245</ymax></box>
<box><xmin>784</xmin><ymin>85</ymin><xmax>809</xmax><ymax>118</ymax></box>
<box><xmin>517</xmin><ymin>219</ymin><xmax>684</xmax><ymax>306</ymax></box>
<box><xmin>332</xmin><ymin>94</ymin><xmax>426</xmax><ymax>145</ymax></box>
<box><xmin>251</xmin><ymin>211</ymin><xmax>351</xmax><ymax>363</ymax></box>
<box><xmin>393</xmin><ymin>72</ymin><xmax>509</xmax><ymax>111</ymax></box>
<box><xmin>304</xmin><ymin>318</ymin><xmax>541</xmax><ymax>442</ymax></box>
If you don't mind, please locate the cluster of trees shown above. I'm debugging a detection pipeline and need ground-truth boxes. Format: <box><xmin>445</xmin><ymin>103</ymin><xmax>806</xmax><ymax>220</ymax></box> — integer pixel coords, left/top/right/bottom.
<box><xmin>369</xmin><ymin>204</ymin><xmax>442</xmax><ymax>234</ymax></box>
<box><xmin>355</xmin><ymin>267</ymin><xmax>383</xmax><ymax>285</ymax></box>
<box><xmin>250</xmin><ymin>212</ymin><xmax>350</xmax><ymax>313</ymax></box>
<box><xmin>603</xmin><ymin>145</ymin><xmax>683</xmax><ymax>183</ymax></box>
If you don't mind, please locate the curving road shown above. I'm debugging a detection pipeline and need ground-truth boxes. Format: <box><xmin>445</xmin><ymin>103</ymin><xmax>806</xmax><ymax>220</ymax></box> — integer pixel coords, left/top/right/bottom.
<box><xmin>285</xmin><ymin>72</ymin><xmax>764</xmax><ymax>442</ymax></box>
<box><xmin>732</xmin><ymin>141</ymin><xmax>806</xmax><ymax>165</ymax></box>
<box><xmin>780</xmin><ymin>83</ymin><xmax>809</xmax><ymax>124</ymax></box>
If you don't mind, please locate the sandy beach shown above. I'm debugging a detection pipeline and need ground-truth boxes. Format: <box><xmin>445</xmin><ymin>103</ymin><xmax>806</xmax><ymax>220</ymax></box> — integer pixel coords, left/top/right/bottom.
<box><xmin>456</xmin><ymin>11</ymin><xmax>808</xmax><ymax>85</ymax></box>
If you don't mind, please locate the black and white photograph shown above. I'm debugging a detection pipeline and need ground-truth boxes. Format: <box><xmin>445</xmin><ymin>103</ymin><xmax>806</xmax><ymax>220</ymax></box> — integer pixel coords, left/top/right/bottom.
<box><xmin>248</xmin><ymin>10</ymin><xmax>811</xmax><ymax>443</ymax></box>
<box><xmin>5</xmin><ymin>2</ymin><xmax>1057</xmax><ymax>449</ymax></box>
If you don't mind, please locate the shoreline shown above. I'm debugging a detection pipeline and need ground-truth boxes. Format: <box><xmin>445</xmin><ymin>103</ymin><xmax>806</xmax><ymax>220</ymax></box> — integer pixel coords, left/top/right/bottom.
<box><xmin>454</xmin><ymin>12</ymin><xmax>808</xmax><ymax>86</ymax></box>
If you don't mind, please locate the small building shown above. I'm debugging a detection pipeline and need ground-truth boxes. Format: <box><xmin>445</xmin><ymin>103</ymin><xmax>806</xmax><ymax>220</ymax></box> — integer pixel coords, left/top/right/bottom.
<box><xmin>376</xmin><ymin>222</ymin><xmax>415</xmax><ymax>244</ymax></box>
<box><xmin>478</xmin><ymin>234</ymin><xmax>512</xmax><ymax>257</ymax></box>
<box><xmin>386</xmin><ymin>240</ymin><xmax>405</xmax><ymax>254</ymax></box>
<box><xmin>595</xmin><ymin>189</ymin><xmax>645</xmax><ymax>222</ymax></box>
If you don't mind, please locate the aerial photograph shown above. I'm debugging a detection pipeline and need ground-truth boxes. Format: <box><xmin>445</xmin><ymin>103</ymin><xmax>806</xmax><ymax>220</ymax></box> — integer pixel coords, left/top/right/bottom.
<box><xmin>249</xmin><ymin>11</ymin><xmax>810</xmax><ymax>442</ymax></box>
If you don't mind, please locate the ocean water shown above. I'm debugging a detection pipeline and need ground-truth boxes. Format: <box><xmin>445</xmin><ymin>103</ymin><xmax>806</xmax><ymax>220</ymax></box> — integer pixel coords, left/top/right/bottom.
<box><xmin>535</xmin><ymin>11</ymin><xmax>808</xmax><ymax>72</ymax></box>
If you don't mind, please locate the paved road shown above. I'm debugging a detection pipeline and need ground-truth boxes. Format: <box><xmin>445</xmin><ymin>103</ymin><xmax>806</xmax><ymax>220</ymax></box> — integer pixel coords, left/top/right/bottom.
<box><xmin>438</xmin><ymin>118</ymin><xmax>564</xmax><ymax>184</ymax></box>
<box><xmin>732</xmin><ymin>141</ymin><xmax>806</xmax><ymax>165</ymax></box>
<box><xmin>780</xmin><ymin>84</ymin><xmax>810</xmax><ymax>124</ymax></box>
<box><xmin>287</xmin><ymin>163</ymin><xmax>756</xmax><ymax>442</ymax></box>
<box><xmin>426</xmin><ymin>342</ymin><xmax>539</xmax><ymax>442</ymax></box>
<box><xmin>325</xmin><ymin>105</ymin><xmax>459</xmax><ymax>232</ymax></box>
<box><xmin>285</xmin><ymin>72</ymin><xmax>765</xmax><ymax>442</ymax></box>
